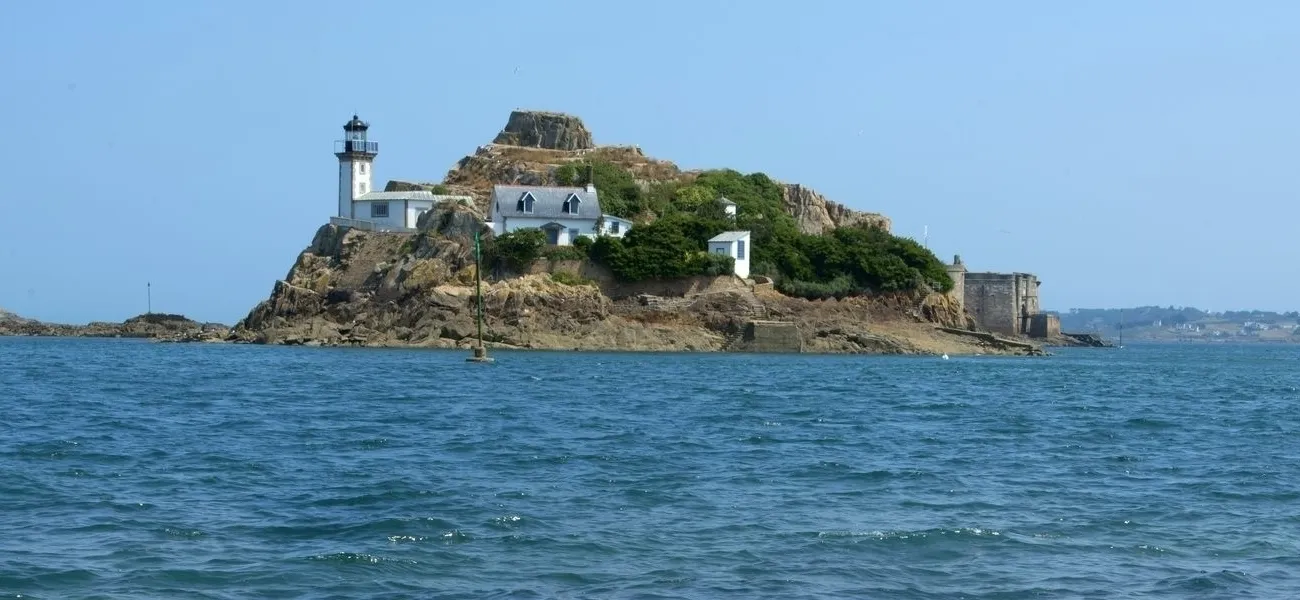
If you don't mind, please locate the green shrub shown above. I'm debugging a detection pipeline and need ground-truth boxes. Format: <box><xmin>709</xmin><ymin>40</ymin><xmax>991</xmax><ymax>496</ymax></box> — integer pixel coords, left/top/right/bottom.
<box><xmin>573</xmin><ymin>235</ymin><xmax>594</xmax><ymax>254</ymax></box>
<box><xmin>554</xmin><ymin>160</ymin><xmax>639</xmax><ymax>218</ymax></box>
<box><xmin>485</xmin><ymin>229</ymin><xmax>545</xmax><ymax>273</ymax></box>
<box><xmin>542</xmin><ymin>245</ymin><xmax>588</xmax><ymax>261</ymax></box>
<box><xmin>778</xmin><ymin>274</ymin><xmax>859</xmax><ymax>299</ymax></box>
<box><xmin>696</xmin><ymin>252</ymin><xmax>736</xmax><ymax>276</ymax></box>
<box><xmin>550</xmin><ymin>271</ymin><xmax>595</xmax><ymax>287</ymax></box>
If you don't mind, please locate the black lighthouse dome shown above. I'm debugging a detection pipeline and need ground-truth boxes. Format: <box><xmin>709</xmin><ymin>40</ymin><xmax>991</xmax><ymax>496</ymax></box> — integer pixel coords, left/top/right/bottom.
<box><xmin>343</xmin><ymin>114</ymin><xmax>369</xmax><ymax>132</ymax></box>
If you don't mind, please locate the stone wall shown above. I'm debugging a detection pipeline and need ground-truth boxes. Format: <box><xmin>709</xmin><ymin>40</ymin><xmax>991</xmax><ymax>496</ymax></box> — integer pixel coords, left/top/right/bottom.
<box><xmin>964</xmin><ymin>272</ymin><xmax>1041</xmax><ymax>336</ymax></box>
<box><xmin>603</xmin><ymin>274</ymin><xmax>748</xmax><ymax>300</ymax></box>
<box><xmin>1029</xmin><ymin>313</ymin><xmax>1060</xmax><ymax>338</ymax></box>
<box><xmin>734</xmin><ymin>320</ymin><xmax>803</xmax><ymax>353</ymax></box>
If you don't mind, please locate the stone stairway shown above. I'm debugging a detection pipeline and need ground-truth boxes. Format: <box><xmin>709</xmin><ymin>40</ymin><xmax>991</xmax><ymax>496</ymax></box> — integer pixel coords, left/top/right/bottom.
<box><xmin>720</xmin><ymin>329</ymin><xmax>745</xmax><ymax>352</ymax></box>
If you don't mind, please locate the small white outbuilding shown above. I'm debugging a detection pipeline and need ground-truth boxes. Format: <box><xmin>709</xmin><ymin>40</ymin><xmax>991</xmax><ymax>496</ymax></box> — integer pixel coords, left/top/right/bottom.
<box><xmin>707</xmin><ymin>230</ymin><xmax>752</xmax><ymax>279</ymax></box>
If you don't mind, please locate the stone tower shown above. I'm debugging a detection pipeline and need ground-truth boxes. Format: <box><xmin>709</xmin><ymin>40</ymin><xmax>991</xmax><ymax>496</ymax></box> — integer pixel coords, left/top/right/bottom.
<box><xmin>335</xmin><ymin>115</ymin><xmax>378</xmax><ymax>219</ymax></box>
<box><xmin>946</xmin><ymin>254</ymin><xmax>967</xmax><ymax>312</ymax></box>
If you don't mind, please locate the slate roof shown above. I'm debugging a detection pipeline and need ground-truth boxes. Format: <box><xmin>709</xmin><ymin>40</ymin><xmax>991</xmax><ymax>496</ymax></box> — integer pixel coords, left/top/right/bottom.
<box><xmin>708</xmin><ymin>231</ymin><xmax>752</xmax><ymax>243</ymax></box>
<box><xmin>717</xmin><ymin>196</ymin><xmax>737</xmax><ymax>206</ymax></box>
<box><xmin>355</xmin><ymin>191</ymin><xmax>472</xmax><ymax>203</ymax></box>
<box><xmin>491</xmin><ymin>185</ymin><xmax>602</xmax><ymax>220</ymax></box>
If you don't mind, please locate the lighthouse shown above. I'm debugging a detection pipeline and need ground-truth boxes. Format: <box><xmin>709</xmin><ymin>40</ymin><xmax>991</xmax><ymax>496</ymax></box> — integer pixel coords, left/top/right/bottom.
<box><xmin>335</xmin><ymin>114</ymin><xmax>378</xmax><ymax>219</ymax></box>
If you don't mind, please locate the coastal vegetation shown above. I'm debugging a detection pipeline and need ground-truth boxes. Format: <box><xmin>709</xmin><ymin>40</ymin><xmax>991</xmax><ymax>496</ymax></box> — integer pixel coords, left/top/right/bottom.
<box><xmin>545</xmin><ymin>160</ymin><xmax>953</xmax><ymax>298</ymax></box>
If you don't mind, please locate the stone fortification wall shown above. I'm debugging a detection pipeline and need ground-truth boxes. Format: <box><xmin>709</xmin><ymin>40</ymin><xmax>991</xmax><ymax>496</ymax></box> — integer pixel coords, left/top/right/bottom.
<box><xmin>964</xmin><ymin>272</ymin><xmax>1041</xmax><ymax>336</ymax></box>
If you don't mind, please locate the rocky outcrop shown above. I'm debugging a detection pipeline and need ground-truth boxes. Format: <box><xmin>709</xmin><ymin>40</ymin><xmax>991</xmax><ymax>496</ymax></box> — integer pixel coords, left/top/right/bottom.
<box><xmin>0</xmin><ymin>311</ymin><xmax>230</xmax><ymax>341</ymax></box>
<box><xmin>781</xmin><ymin>184</ymin><xmax>891</xmax><ymax>235</ymax></box>
<box><xmin>492</xmin><ymin>110</ymin><xmax>595</xmax><ymax>151</ymax></box>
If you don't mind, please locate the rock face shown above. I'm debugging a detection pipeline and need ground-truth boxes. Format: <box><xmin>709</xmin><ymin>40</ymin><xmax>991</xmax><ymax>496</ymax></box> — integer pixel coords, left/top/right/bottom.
<box><xmin>782</xmin><ymin>184</ymin><xmax>891</xmax><ymax>235</ymax></box>
<box><xmin>228</xmin><ymin>202</ymin><xmax>1041</xmax><ymax>356</ymax></box>
<box><xmin>492</xmin><ymin>110</ymin><xmax>595</xmax><ymax>151</ymax></box>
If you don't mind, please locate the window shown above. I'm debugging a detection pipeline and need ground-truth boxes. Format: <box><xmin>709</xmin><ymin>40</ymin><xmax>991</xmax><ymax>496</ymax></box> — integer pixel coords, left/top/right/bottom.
<box><xmin>736</xmin><ymin>240</ymin><xmax>746</xmax><ymax>260</ymax></box>
<box><xmin>569</xmin><ymin>228</ymin><xmax>579</xmax><ymax>240</ymax></box>
<box><xmin>563</xmin><ymin>194</ymin><xmax>581</xmax><ymax>215</ymax></box>
<box><xmin>359</xmin><ymin>182</ymin><xmax>367</xmax><ymax>194</ymax></box>
<box><xmin>715</xmin><ymin>247</ymin><xmax>727</xmax><ymax>255</ymax></box>
<box><xmin>516</xmin><ymin>192</ymin><xmax>535</xmax><ymax>214</ymax></box>
<box><xmin>371</xmin><ymin>202</ymin><xmax>389</xmax><ymax>218</ymax></box>
<box><xmin>610</xmin><ymin>221</ymin><xmax>620</xmax><ymax>234</ymax></box>
<box><xmin>360</xmin><ymin>163</ymin><xmax>367</xmax><ymax>174</ymax></box>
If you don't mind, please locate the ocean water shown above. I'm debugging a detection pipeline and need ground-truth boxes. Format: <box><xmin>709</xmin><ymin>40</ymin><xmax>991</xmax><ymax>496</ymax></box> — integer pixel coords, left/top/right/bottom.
<box><xmin>2</xmin><ymin>339</ymin><xmax>1300</xmax><ymax>599</ymax></box>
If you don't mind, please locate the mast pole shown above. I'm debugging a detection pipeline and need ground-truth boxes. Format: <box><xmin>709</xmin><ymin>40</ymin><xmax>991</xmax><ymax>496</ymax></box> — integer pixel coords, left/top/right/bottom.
<box><xmin>475</xmin><ymin>229</ymin><xmax>484</xmax><ymax>348</ymax></box>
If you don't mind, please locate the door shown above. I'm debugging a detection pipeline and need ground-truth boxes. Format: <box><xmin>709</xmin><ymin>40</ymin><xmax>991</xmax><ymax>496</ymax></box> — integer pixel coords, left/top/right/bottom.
<box><xmin>546</xmin><ymin>228</ymin><xmax>560</xmax><ymax>245</ymax></box>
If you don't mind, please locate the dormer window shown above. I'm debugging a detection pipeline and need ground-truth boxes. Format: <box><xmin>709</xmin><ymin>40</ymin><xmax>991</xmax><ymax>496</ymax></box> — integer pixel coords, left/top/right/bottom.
<box><xmin>562</xmin><ymin>193</ymin><xmax>581</xmax><ymax>215</ymax></box>
<box><xmin>516</xmin><ymin>192</ymin><xmax>536</xmax><ymax>214</ymax></box>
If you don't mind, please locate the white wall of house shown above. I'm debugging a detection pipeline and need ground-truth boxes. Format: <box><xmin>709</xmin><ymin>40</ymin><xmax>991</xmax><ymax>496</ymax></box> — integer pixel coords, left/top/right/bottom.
<box><xmin>351</xmin><ymin>200</ymin><xmax>424</xmax><ymax>230</ymax></box>
<box><xmin>708</xmin><ymin>236</ymin><xmax>752</xmax><ymax>279</ymax></box>
<box><xmin>599</xmin><ymin>215</ymin><xmax>633</xmax><ymax>238</ymax></box>
<box><xmin>405</xmin><ymin>200</ymin><xmax>433</xmax><ymax>229</ymax></box>
<box><xmin>498</xmin><ymin>216</ymin><xmax>600</xmax><ymax>245</ymax></box>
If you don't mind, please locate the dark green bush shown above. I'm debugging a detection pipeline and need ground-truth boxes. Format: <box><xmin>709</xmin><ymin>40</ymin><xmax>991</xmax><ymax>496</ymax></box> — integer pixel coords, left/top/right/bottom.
<box><xmin>777</xmin><ymin>274</ymin><xmax>858</xmax><ymax>300</ymax></box>
<box><xmin>540</xmin><ymin>162</ymin><xmax>955</xmax><ymax>296</ymax></box>
<box><xmin>542</xmin><ymin>245</ymin><xmax>588</xmax><ymax>261</ymax></box>
<box><xmin>550</xmin><ymin>271</ymin><xmax>595</xmax><ymax>287</ymax></box>
<box><xmin>485</xmin><ymin>229</ymin><xmax>546</xmax><ymax>274</ymax></box>
<box><xmin>696</xmin><ymin>253</ymin><xmax>736</xmax><ymax>276</ymax></box>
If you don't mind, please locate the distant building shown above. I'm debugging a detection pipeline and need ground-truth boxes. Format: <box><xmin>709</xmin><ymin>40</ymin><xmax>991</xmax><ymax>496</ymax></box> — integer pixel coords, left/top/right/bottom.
<box><xmin>947</xmin><ymin>257</ymin><xmax>1054</xmax><ymax>338</ymax></box>
<box><xmin>332</xmin><ymin>115</ymin><xmax>472</xmax><ymax>231</ymax></box>
<box><xmin>488</xmin><ymin>183</ymin><xmax>630</xmax><ymax>245</ymax></box>
<box><xmin>718</xmin><ymin>196</ymin><xmax>738</xmax><ymax>219</ymax></box>
<box><xmin>708</xmin><ymin>231</ymin><xmax>752</xmax><ymax>279</ymax></box>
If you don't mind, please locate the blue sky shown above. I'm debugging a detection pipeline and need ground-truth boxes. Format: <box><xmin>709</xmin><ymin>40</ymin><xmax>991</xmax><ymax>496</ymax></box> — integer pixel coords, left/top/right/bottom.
<box><xmin>3</xmin><ymin>1</ymin><xmax>1298</xmax><ymax>323</ymax></box>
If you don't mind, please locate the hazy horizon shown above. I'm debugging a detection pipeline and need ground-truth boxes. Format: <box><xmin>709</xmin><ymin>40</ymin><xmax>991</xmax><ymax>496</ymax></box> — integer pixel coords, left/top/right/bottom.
<box><xmin>4</xmin><ymin>1</ymin><xmax>1299</xmax><ymax>323</ymax></box>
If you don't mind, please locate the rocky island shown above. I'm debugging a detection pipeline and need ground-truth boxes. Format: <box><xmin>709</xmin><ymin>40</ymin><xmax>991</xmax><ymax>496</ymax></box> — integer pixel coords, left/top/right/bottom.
<box><xmin>0</xmin><ymin>309</ymin><xmax>229</xmax><ymax>342</ymax></box>
<box><xmin>225</xmin><ymin>110</ymin><xmax>1058</xmax><ymax>356</ymax></box>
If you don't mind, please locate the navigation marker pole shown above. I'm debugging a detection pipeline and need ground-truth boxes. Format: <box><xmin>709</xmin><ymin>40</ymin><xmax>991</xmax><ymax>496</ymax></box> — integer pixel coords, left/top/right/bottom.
<box><xmin>467</xmin><ymin>228</ymin><xmax>494</xmax><ymax>363</ymax></box>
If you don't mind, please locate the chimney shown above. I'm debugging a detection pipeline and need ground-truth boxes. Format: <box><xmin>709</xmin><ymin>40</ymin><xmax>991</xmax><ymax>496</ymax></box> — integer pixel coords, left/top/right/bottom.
<box><xmin>584</xmin><ymin>164</ymin><xmax>595</xmax><ymax>193</ymax></box>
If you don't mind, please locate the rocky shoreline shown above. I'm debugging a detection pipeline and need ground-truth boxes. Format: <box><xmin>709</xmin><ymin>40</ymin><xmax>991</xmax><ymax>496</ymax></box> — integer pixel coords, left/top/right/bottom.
<box><xmin>0</xmin><ymin>311</ymin><xmax>231</xmax><ymax>342</ymax></box>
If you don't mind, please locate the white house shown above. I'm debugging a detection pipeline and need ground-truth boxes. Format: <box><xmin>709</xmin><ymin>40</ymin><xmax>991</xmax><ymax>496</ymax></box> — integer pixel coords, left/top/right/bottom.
<box><xmin>331</xmin><ymin>114</ymin><xmax>472</xmax><ymax>231</ymax></box>
<box><xmin>708</xmin><ymin>231</ymin><xmax>752</xmax><ymax>279</ymax></box>
<box><xmin>489</xmin><ymin>183</ymin><xmax>632</xmax><ymax>245</ymax></box>
<box><xmin>718</xmin><ymin>196</ymin><xmax>737</xmax><ymax>218</ymax></box>
<box><xmin>599</xmin><ymin>214</ymin><xmax>634</xmax><ymax>238</ymax></box>
<box><xmin>352</xmin><ymin>190</ymin><xmax>474</xmax><ymax>230</ymax></box>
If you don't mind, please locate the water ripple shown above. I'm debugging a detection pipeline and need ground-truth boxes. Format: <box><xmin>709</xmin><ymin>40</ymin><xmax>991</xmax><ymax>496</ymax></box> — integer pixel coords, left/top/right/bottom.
<box><xmin>3</xmin><ymin>339</ymin><xmax>1300</xmax><ymax>597</ymax></box>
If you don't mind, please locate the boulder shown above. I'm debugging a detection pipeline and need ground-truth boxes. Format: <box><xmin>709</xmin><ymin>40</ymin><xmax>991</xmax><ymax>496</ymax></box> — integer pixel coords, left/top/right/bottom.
<box><xmin>491</xmin><ymin>110</ymin><xmax>594</xmax><ymax>150</ymax></box>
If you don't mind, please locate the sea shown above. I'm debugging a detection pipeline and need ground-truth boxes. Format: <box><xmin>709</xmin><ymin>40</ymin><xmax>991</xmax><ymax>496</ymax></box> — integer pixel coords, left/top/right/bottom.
<box><xmin>2</xmin><ymin>337</ymin><xmax>1299</xmax><ymax>599</ymax></box>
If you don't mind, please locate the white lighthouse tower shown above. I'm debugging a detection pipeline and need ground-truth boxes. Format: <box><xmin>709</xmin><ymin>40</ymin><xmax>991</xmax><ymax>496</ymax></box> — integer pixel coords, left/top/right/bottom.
<box><xmin>335</xmin><ymin>114</ymin><xmax>378</xmax><ymax>219</ymax></box>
